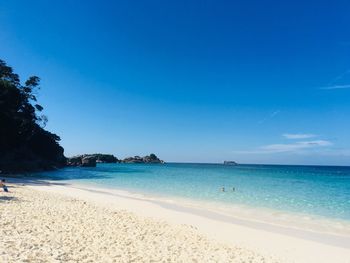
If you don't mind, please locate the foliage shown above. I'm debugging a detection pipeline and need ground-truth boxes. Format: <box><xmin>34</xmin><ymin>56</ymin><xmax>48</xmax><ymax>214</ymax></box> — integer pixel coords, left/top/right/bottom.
<box><xmin>149</xmin><ymin>153</ymin><xmax>157</xmax><ymax>160</ymax></box>
<box><xmin>67</xmin><ymin>154</ymin><xmax>119</xmax><ymax>166</ymax></box>
<box><xmin>0</xmin><ymin>59</ymin><xmax>66</xmax><ymax>172</ymax></box>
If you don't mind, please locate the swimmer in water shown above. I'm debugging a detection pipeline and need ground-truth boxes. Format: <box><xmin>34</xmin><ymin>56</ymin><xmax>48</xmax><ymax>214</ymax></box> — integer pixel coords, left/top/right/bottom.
<box><xmin>221</xmin><ymin>187</ymin><xmax>225</xmax><ymax>192</ymax></box>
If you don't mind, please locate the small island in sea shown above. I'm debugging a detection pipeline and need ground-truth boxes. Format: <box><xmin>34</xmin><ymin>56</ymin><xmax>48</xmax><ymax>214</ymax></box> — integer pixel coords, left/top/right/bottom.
<box><xmin>223</xmin><ymin>161</ymin><xmax>238</xmax><ymax>165</ymax></box>
<box><xmin>67</xmin><ymin>153</ymin><xmax>164</xmax><ymax>167</ymax></box>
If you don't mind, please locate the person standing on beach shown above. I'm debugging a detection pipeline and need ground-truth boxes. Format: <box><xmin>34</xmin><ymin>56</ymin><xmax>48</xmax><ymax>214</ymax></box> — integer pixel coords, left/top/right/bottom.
<box><xmin>0</xmin><ymin>179</ymin><xmax>9</xmax><ymax>192</ymax></box>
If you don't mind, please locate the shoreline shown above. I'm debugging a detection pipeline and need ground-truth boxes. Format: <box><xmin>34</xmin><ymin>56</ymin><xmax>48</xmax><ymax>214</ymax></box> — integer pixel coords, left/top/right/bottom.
<box><xmin>28</xmin><ymin>177</ymin><xmax>350</xmax><ymax>239</ymax></box>
<box><xmin>4</xmin><ymin>177</ymin><xmax>349</xmax><ymax>262</ymax></box>
<box><xmin>1</xmin><ymin>181</ymin><xmax>280</xmax><ymax>263</ymax></box>
<box><xmin>54</xmin><ymin>182</ymin><xmax>350</xmax><ymax>247</ymax></box>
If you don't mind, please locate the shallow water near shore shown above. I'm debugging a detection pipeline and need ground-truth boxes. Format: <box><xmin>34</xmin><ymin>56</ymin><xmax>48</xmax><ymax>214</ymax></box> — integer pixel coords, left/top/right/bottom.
<box><xmin>31</xmin><ymin>163</ymin><xmax>350</xmax><ymax>223</ymax></box>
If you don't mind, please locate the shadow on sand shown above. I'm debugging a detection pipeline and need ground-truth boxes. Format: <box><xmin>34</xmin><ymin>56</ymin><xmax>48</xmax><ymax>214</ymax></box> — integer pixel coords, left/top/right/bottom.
<box><xmin>0</xmin><ymin>195</ymin><xmax>18</xmax><ymax>202</ymax></box>
<box><xmin>3</xmin><ymin>177</ymin><xmax>70</xmax><ymax>187</ymax></box>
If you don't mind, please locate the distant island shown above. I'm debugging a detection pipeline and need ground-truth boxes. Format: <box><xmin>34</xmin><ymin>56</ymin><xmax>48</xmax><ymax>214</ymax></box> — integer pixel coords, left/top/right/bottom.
<box><xmin>123</xmin><ymin>154</ymin><xmax>164</xmax><ymax>164</ymax></box>
<box><xmin>67</xmin><ymin>153</ymin><xmax>164</xmax><ymax>167</ymax></box>
<box><xmin>223</xmin><ymin>161</ymin><xmax>238</xmax><ymax>165</ymax></box>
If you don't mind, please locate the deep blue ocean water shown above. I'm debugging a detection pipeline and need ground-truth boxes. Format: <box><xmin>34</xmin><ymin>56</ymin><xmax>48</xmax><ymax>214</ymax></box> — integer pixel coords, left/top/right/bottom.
<box><xmin>34</xmin><ymin>163</ymin><xmax>350</xmax><ymax>221</ymax></box>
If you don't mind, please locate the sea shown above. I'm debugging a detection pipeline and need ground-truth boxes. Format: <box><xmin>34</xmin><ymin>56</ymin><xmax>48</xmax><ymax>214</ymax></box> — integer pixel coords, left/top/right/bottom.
<box><xmin>33</xmin><ymin>163</ymin><xmax>350</xmax><ymax>224</ymax></box>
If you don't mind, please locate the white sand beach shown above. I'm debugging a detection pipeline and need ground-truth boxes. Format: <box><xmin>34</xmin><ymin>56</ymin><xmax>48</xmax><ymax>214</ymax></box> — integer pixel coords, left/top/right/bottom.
<box><xmin>1</xmin><ymin>180</ymin><xmax>350</xmax><ymax>263</ymax></box>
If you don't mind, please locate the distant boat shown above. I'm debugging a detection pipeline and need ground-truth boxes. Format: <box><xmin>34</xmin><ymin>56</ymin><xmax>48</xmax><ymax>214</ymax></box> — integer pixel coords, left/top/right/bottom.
<box><xmin>223</xmin><ymin>161</ymin><xmax>238</xmax><ymax>165</ymax></box>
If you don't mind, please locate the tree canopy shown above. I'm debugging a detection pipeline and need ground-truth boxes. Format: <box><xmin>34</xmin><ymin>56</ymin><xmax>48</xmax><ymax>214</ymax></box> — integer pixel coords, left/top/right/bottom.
<box><xmin>0</xmin><ymin>59</ymin><xmax>66</xmax><ymax>173</ymax></box>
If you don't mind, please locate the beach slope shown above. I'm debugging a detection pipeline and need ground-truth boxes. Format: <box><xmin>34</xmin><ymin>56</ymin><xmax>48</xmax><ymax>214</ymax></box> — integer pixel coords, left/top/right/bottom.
<box><xmin>0</xmin><ymin>184</ymin><xmax>278</xmax><ymax>263</ymax></box>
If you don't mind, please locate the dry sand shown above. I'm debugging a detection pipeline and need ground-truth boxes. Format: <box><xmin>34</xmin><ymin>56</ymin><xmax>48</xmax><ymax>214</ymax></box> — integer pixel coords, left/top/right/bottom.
<box><xmin>0</xmin><ymin>184</ymin><xmax>279</xmax><ymax>263</ymax></box>
<box><xmin>1</xmin><ymin>181</ymin><xmax>350</xmax><ymax>263</ymax></box>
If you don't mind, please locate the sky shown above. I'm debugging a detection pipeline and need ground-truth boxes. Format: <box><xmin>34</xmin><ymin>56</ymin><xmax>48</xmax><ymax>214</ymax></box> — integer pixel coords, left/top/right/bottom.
<box><xmin>1</xmin><ymin>0</ymin><xmax>350</xmax><ymax>165</ymax></box>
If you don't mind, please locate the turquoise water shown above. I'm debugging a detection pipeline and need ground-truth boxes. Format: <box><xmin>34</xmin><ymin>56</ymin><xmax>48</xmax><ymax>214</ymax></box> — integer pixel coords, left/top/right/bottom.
<box><xmin>35</xmin><ymin>163</ymin><xmax>350</xmax><ymax>221</ymax></box>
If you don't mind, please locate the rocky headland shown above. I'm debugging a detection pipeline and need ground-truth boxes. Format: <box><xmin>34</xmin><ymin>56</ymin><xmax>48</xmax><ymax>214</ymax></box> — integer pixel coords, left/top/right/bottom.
<box><xmin>0</xmin><ymin>59</ymin><xmax>66</xmax><ymax>173</ymax></box>
<box><xmin>67</xmin><ymin>153</ymin><xmax>164</xmax><ymax>167</ymax></box>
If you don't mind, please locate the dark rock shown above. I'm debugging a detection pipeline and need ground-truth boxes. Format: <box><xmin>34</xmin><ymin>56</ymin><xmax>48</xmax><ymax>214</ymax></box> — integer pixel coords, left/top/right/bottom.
<box><xmin>81</xmin><ymin>156</ymin><xmax>96</xmax><ymax>167</ymax></box>
<box><xmin>66</xmin><ymin>153</ymin><xmax>163</xmax><ymax>167</ymax></box>
<box><xmin>67</xmin><ymin>153</ymin><xmax>119</xmax><ymax>167</ymax></box>
<box><xmin>0</xmin><ymin>147</ymin><xmax>66</xmax><ymax>173</ymax></box>
<box><xmin>122</xmin><ymin>154</ymin><xmax>164</xmax><ymax>164</ymax></box>
<box><xmin>67</xmin><ymin>156</ymin><xmax>82</xmax><ymax>166</ymax></box>
<box><xmin>94</xmin><ymin>154</ymin><xmax>119</xmax><ymax>163</ymax></box>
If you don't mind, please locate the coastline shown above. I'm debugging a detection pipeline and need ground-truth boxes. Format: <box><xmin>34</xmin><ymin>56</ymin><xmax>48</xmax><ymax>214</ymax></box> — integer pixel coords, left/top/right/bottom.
<box><xmin>45</xmin><ymin>180</ymin><xmax>350</xmax><ymax>242</ymax></box>
<box><xmin>2</xmin><ymin>178</ymin><xmax>350</xmax><ymax>262</ymax></box>
<box><xmin>1</xmin><ymin>181</ymin><xmax>279</xmax><ymax>263</ymax></box>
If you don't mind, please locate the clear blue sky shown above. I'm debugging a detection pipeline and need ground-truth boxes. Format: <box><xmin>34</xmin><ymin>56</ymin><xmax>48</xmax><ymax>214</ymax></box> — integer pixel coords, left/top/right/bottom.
<box><xmin>1</xmin><ymin>0</ymin><xmax>350</xmax><ymax>165</ymax></box>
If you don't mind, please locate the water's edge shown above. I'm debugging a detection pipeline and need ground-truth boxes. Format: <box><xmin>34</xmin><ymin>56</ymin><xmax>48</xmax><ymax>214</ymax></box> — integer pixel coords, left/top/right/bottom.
<box><xmin>64</xmin><ymin>182</ymin><xmax>350</xmax><ymax>249</ymax></box>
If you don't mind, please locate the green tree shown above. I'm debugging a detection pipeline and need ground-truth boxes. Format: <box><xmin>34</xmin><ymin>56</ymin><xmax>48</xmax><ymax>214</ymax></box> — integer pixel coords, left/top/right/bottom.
<box><xmin>0</xmin><ymin>59</ymin><xmax>66</xmax><ymax>172</ymax></box>
<box><xmin>149</xmin><ymin>153</ymin><xmax>158</xmax><ymax>160</ymax></box>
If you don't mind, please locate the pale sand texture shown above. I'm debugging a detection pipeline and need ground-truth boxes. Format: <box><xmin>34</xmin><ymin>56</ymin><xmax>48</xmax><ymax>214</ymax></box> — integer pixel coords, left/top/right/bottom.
<box><xmin>31</xmin><ymin>183</ymin><xmax>350</xmax><ymax>263</ymax></box>
<box><xmin>0</xmin><ymin>185</ymin><xmax>279</xmax><ymax>263</ymax></box>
